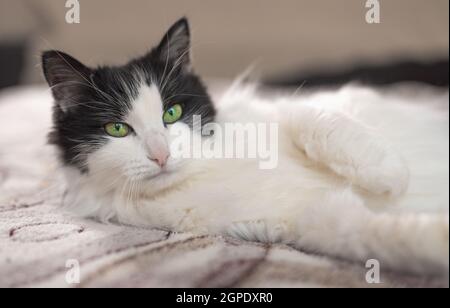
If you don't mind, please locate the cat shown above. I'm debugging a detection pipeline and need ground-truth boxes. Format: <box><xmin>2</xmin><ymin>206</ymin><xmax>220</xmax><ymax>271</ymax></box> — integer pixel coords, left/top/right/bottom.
<box><xmin>42</xmin><ymin>18</ymin><xmax>449</xmax><ymax>275</ymax></box>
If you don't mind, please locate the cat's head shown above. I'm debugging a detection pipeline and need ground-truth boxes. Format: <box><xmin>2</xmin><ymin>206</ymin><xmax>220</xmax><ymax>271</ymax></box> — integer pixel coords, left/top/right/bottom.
<box><xmin>42</xmin><ymin>18</ymin><xmax>215</xmax><ymax>197</ymax></box>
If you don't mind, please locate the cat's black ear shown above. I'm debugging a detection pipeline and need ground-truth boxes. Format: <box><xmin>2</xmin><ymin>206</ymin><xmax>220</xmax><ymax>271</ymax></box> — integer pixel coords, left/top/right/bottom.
<box><xmin>42</xmin><ymin>50</ymin><xmax>93</xmax><ymax>110</ymax></box>
<box><xmin>156</xmin><ymin>17</ymin><xmax>191</xmax><ymax>69</ymax></box>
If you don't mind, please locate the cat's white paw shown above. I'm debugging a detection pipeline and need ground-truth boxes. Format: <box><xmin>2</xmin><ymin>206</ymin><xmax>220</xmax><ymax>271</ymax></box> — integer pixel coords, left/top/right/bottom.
<box><xmin>292</xmin><ymin>105</ymin><xmax>410</xmax><ymax>197</ymax></box>
<box><xmin>331</xmin><ymin>149</ymin><xmax>410</xmax><ymax>197</ymax></box>
<box><xmin>225</xmin><ymin>219</ymin><xmax>288</xmax><ymax>244</ymax></box>
<box><xmin>356</xmin><ymin>151</ymin><xmax>410</xmax><ymax>197</ymax></box>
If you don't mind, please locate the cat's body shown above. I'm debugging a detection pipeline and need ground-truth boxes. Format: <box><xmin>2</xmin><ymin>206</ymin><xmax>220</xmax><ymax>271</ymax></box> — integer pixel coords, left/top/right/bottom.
<box><xmin>42</xmin><ymin>18</ymin><xmax>449</xmax><ymax>276</ymax></box>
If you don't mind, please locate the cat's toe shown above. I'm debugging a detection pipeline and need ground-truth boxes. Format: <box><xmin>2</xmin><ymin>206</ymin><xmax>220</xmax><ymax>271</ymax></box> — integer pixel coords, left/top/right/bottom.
<box><xmin>358</xmin><ymin>152</ymin><xmax>410</xmax><ymax>197</ymax></box>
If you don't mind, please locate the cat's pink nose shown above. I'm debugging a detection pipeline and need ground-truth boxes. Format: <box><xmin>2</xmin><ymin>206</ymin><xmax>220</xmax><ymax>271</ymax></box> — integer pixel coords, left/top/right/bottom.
<box><xmin>148</xmin><ymin>152</ymin><xmax>169</xmax><ymax>168</ymax></box>
<box><xmin>145</xmin><ymin>131</ymin><xmax>170</xmax><ymax>168</ymax></box>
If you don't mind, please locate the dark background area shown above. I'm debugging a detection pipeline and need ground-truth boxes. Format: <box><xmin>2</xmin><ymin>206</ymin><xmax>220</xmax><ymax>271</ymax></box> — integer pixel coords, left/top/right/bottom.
<box><xmin>0</xmin><ymin>41</ymin><xmax>27</xmax><ymax>89</ymax></box>
<box><xmin>265</xmin><ymin>59</ymin><xmax>449</xmax><ymax>89</ymax></box>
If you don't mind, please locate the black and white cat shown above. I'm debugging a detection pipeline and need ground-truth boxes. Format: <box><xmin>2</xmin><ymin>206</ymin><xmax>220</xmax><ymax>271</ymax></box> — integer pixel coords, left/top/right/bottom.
<box><xmin>42</xmin><ymin>18</ymin><xmax>449</xmax><ymax>275</ymax></box>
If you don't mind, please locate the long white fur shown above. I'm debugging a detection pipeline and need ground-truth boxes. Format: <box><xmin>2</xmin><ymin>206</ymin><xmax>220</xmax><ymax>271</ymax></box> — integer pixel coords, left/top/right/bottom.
<box><xmin>8</xmin><ymin>82</ymin><xmax>447</xmax><ymax>275</ymax></box>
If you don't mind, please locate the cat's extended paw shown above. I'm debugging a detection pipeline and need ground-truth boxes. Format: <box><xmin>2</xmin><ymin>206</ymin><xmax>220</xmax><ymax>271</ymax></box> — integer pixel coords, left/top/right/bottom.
<box><xmin>357</xmin><ymin>151</ymin><xmax>410</xmax><ymax>197</ymax></box>
<box><xmin>225</xmin><ymin>219</ymin><xmax>288</xmax><ymax>244</ymax></box>
<box><xmin>291</xmin><ymin>106</ymin><xmax>410</xmax><ymax>197</ymax></box>
<box><xmin>332</xmin><ymin>149</ymin><xmax>410</xmax><ymax>197</ymax></box>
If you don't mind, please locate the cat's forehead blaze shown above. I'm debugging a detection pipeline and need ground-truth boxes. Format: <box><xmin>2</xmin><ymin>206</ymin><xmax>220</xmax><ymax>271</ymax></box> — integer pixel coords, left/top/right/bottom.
<box><xmin>125</xmin><ymin>84</ymin><xmax>166</xmax><ymax>134</ymax></box>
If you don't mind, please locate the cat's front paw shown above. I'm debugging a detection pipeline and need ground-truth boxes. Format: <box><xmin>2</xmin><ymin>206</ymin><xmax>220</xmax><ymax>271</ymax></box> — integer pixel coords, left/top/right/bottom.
<box><xmin>331</xmin><ymin>147</ymin><xmax>410</xmax><ymax>197</ymax></box>
<box><xmin>357</xmin><ymin>151</ymin><xmax>410</xmax><ymax>197</ymax></box>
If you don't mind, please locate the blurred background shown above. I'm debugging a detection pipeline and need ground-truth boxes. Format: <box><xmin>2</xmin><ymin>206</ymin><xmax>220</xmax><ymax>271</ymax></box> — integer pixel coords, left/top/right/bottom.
<box><xmin>0</xmin><ymin>0</ymin><xmax>448</xmax><ymax>90</ymax></box>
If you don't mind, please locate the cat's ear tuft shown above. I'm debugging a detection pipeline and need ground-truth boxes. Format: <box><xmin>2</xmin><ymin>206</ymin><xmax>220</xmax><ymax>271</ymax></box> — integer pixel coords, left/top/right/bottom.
<box><xmin>42</xmin><ymin>50</ymin><xmax>93</xmax><ymax>108</ymax></box>
<box><xmin>156</xmin><ymin>17</ymin><xmax>191</xmax><ymax>69</ymax></box>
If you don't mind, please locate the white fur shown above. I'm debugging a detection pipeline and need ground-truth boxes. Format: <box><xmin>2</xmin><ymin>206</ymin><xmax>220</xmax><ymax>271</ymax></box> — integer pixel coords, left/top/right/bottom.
<box><xmin>6</xmin><ymin>83</ymin><xmax>447</xmax><ymax>275</ymax></box>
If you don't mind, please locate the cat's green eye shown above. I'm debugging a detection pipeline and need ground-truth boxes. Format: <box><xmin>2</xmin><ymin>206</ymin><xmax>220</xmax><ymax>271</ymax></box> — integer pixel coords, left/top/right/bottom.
<box><xmin>163</xmin><ymin>104</ymin><xmax>183</xmax><ymax>124</ymax></box>
<box><xmin>104</xmin><ymin>122</ymin><xmax>131</xmax><ymax>138</ymax></box>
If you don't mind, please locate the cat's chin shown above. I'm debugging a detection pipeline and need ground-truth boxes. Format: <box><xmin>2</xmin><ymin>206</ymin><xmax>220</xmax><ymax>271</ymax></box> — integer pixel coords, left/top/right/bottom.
<box><xmin>138</xmin><ymin>169</ymin><xmax>191</xmax><ymax>198</ymax></box>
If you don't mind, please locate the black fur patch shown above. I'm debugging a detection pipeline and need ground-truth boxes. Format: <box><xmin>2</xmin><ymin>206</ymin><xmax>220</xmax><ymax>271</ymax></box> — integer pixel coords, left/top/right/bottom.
<box><xmin>42</xmin><ymin>18</ymin><xmax>216</xmax><ymax>172</ymax></box>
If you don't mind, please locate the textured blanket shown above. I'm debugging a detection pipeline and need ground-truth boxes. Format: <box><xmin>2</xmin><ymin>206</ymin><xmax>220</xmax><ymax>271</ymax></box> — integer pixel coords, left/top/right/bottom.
<box><xmin>0</xmin><ymin>86</ymin><xmax>447</xmax><ymax>288</ymax></box>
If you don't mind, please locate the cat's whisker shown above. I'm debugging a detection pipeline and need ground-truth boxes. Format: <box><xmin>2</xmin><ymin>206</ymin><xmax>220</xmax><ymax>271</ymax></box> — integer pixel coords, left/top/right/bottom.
<box><xmin>97</xmin><ymin>173</ymin><xmax>126</xmax><ymax>193</ymax></box>
<box><xmin>129</xmin><ymin>179</ymin><xmax>138</xmax><ymax>206</ymax></box>
<box><xmin>120</xmin><ymin>179</ymin><xmax>130</xmax><ymax>207</ymax></box>
<box><xmin>135</xmin><ymin>180</ymin><xmax>143</xmax><ymax>204</ymax></box>
<box><xmin>126</xmin><ymin>179</ymin><xmax>133</xmax><ymax>206</ymax></box>
<box><xmin>133</xmin><ymin>179</ymin><xmax>141</xmax><ymax>204</ymax></box>
<box><xmin>290</xmin><ymin>81</ymin><xmax>307</xmax><ymax>97</ymax></box>
<box><xmin>160</xmin><ymin>46</ymin><xmax>191</xmax><ymax>93</ymax></box>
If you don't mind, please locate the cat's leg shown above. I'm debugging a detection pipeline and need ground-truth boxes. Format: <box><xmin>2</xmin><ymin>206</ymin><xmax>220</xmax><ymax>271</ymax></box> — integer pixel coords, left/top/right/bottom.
<box><xmin>284</xmin><ymin>104</ymin><xmax>410</xmax><ymax>196</ymax></box>
<box><xmin>222</xmin><ymin>190</ymin><xmax>448</xmax><ymax>274</ymax></box>
<box><xmin>294</xmin><ymin>190</ymin><xmax>449</xmax><ymax>275</ymax></box>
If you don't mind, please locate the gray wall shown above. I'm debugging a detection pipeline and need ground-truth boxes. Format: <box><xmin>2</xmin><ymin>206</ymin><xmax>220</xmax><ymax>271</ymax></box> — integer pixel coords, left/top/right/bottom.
<box><xmin>1</xmin><ymin>0</ymin><xmax>448</xmax><ymax>83</ymax></box>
